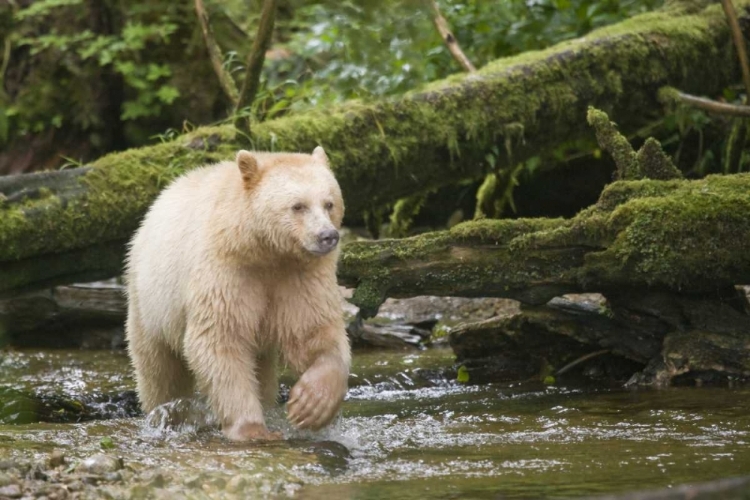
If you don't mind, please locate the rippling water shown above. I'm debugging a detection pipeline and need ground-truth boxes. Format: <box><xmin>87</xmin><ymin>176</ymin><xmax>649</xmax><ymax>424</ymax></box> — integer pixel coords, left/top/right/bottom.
<box><xmin>0</xmin><ymin>348</ymin><xmax>748</xmax><ymax>498</ymax></box>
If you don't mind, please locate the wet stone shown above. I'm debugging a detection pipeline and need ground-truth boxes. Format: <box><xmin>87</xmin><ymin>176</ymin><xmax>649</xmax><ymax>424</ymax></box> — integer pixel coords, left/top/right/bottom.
<box><xmin>0</xmin><ymin>483</ymin><xmax>22</xmax><ymax>498</ymax></box>
<box><xmin>103</xmin><ymin>472</ymin><xmax>122</xmax><ymax>483</ymax></box>
<box><xmin>183</xmin><ymin>475</ymin><xmax>202</xmax><ymax>488</ymax></box>
<box><xmin>0</xmin><ymin>460</ymin><xmax>18</xmax><ymax>471</ymax></box>
<box><xmin>65</xmin><ymin>481</ymin><xmax>83</xmax><ymax>492</ymax></box>
<box><xmin>75</xmin><ymin>455</ymin><xmax>123</xmax><ymax>475</ymax></box>
<box><xmin>127</xmin><ymin>484</ymin><xmax>149</xmax><ymax>500</ymax></box>
<box><xmin>139</xmin><ymin>470</ymin><xmax>165</xmax><ymax>488</ymax></box>
<box><xmin>226</xmin><ymin>475</ymin><xmax>248</xmax><ymax>493</ymax></box>
<box><xmin>80</xmin><ymin>476</ymin><xmax>102</xmax><ymax>486</ymax></box>
<box><xmin>0</xmin><ymin>472</ymin><xmax>14</xmax><ymax>486</ymax></box>
<box><xmin>47</xmin><ymin>451</ymin><xmax>65</xmax><ymax>469</ymax></box>
<box><xmin>27</xmin><ymin>464</ymin><xmax>48</xmax><ymax>481</ymax></box>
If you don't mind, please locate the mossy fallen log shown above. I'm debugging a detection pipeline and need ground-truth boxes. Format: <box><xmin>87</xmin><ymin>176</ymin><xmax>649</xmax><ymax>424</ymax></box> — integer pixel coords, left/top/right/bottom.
<box><xmin>339</xmin><ymin>173</ymin><xmax>750</xmax><ymax>316</ymax></box>
<box><xmin>0</xmin><ymin>0</ymin><xmax>747</xmax><ymax>294</ymax></box>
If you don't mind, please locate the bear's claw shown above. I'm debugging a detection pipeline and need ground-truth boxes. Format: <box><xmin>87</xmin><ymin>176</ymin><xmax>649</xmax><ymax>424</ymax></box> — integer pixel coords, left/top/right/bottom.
<box><xmin>287</xmin><ymin>359</ymin><xmax>347</xmax><ymax>430</ymax></box>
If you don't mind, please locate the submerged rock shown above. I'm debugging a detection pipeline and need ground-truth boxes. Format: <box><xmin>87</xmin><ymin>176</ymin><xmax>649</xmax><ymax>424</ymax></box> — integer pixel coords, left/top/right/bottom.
<box><xmin>76</xmin><ymin>454</ymin><xmax>123</xmax><ymax>475</ymax></box>
<box><xmin>0</xmin><ymin>484</ymin><xmax>21</xmax><ymax>498</ymax></box>
<box><xmin>47</xmin><ymin>450</ymin><xmax>65</xmax><ymax>468</ymax></box>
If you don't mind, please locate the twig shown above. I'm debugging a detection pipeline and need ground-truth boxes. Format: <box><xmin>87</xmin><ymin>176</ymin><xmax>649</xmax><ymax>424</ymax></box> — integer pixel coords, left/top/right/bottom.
<box><xmin>720</xmin><ymin>0</ymin><xmax>750</xmax><ymax>101</ymax></box>
<box><xmin>0</xmin><ymin>0</ymin><xmax>18</xmax><ymax>96</ymax></box>
<box><xmin>662</xmin><ymin>87</ymin><xmax>750</xmax><ymax>117</ymax></box>
<box><xmin>425</xmin><ymin>0</ymin><xmax>476</xmax><ymax>73</ymax></box>
<box><xmin>234</xmin><ymin>0</ymin><xmax>278</xmax><ymax>132</ymax></box>
<box><xmin>194</xmin><ymin>0</ymin><xmax>239</xmax><ymax>106</ymax></box>
<box><xmin>556</xmin><ymin>349</ymin><xmax>610</xmax><ymax>376</ymax></box>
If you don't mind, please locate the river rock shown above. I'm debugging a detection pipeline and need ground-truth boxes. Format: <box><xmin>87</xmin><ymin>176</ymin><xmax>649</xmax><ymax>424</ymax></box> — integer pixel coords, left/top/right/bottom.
<box><xmin>226</xmin><ymin>475</ymin><xmax>248</xmax><ymax>493</ymax></box>
<box><xmin>48</xmin><ymin>450</ymin><xmax>65</xmax><ymax>468</ymax></box>
<box><xmin>0</xmin><ymin>472</ymin><xmax>14</xmax><ymax>487</ymax></box>
<box><xmin>0</xmin><ymin>483</ymin><xmax>22</xmax><ymax>498</ymax></box>
<box><xmin>76</xmin><ymin>454</ymin><xmax>123</xmax><ymax>475</ymax></box>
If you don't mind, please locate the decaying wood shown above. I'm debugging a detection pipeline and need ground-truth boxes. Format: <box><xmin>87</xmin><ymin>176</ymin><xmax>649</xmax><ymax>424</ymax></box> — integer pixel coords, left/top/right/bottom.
<box><xmin>450</xmin><ymin>290</ymin><xmax>750</xmax><ymax>385</ymax></box>
<box><xmin>0</xmin><ymin>279</ymin><xmax>126</xmax><ymax>348</ymax></box>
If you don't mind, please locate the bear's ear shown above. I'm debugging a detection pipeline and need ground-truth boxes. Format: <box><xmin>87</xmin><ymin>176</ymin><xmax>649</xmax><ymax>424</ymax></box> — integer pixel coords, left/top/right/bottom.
<box><xmin>236</xmin><ymin>150</ymin><xmax>260</xmax><ymax>188</ymax></box>
<box><xmin>312</xmin><ymin>146</ymin><xmax>330</xmax><ymax>168</ymax></box>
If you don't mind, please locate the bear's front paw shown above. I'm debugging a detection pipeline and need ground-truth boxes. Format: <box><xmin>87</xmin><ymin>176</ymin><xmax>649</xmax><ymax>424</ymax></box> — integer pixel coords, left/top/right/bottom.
<box><xmin>287</xmin><ymin>359</ymin><xmax>347</xmax><ymax>431</ymax></box>
<box><xmin>223</xmin><ymin>420</ymin><xmax>283</xmax><ymax>441</ymax></box>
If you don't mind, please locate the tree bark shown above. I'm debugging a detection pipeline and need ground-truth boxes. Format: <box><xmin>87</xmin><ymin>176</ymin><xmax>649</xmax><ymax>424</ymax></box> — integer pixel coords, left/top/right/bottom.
<box><xmin>0</xmin><ymin>0</ymin><xmax>746</xmax><ymax>294</ymax></box>
<box><xmin>234</xmin><ymin>0</ymin><xmax>277</xmax><ymax>131</ymax></box>
<box><xmin>194</xmin><ymin>0</ymin><xmax>240</xmax><ymax>105</ymax></box>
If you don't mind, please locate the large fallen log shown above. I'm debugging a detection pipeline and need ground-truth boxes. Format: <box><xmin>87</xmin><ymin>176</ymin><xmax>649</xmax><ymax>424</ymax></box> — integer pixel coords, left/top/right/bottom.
<box><xmin>339</xmin><ymin>173</ymin><xmax>750</xmax><ymax>315</ymax></box>
<box><xmin>338</xmin><ymin>171</ymin><xmax>750</xmax><ymax>384</ymax></box>
<box><xmin>0</xmin><ymin>0</ymin><xmax>746</xmax><ymax>294</ymax></box>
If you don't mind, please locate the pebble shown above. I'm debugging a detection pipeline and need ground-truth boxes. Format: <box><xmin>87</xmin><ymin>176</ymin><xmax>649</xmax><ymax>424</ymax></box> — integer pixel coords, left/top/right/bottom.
<box><xmin>0</xmin><ymin>461</ymin><xmax>17</xmax><ymax>471</ymax></box>
<box><xmin>226</xmin><ymin>475</ymin><xmax>247</xmax><ymax>493</ymax></box>
<box><xmin>75</xmin><ymin>455</ymin><xmax>123</xmax><ymax>475</ymax></box>
<box><xmin>0</xmin><ymin>483</ymin><xmax>22</xmax><ymax>498</ymax></box>
<box><xmin>65</xmin><ymin>481</ymin><xmax>83</xmax><ymax>492</ymax></box>
<box><xmin>0</xmin><ymin>472</ymin><xmax>13</xmax><ymax>487</ymax></box>
<box><xmin>139</xmin><ymin>470</ymin><xmax>165</xmax><ymax>488</ymax></box>
<box><xmin>103</xmin><ymin>472</ymin><xmax>122</xmax><ymax>483</ymax></box>
<box><xmin>183</xmin><ymin>475</ymin><xmax>202</xmax><ymax>488</ymax></box>
<box><xmin>48</xmin><ymin>451</ymin><xmax>65</xmax><ymax>469</ymax></box>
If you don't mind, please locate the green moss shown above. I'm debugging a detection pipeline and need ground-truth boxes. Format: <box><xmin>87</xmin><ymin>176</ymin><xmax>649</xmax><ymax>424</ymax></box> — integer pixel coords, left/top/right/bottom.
<box><xmin>350</xmin><ymin>279</ymin><xmax>389</xmax><ymax>318</ymax></box>
<box><xmin>340</xmin><ymin>173</ymin><xmax>750</xmax><ymax>303</ymax></box>
<box><xmin>0</xmin><ymin>0</ymin><xmax>744</xmax><ymax>271</ymax></box>
<box><xmin>473</xmin><ymin>173</ymin><xmax>498</xmax><ymax>219</ymax></box>
<box><xmin>636</xmin><ymin>138</ymin><xmax>682</xmax><ymax>180</ymax></box>
<box><xmin>387</xmin><ymin>193</ymin><xmax>429</xmax><ymax>238</ymax></box>
<box><xmin>587</xmin><ymin>107</ymin><xmax>638</xmax><ymax>179</ymax></box>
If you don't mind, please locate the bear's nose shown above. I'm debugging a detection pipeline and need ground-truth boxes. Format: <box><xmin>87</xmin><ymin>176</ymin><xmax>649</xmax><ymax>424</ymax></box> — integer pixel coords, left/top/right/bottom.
<box><xmin>317</xmin><ymin>229</ymin><xmax>340</xmax><ymax>251</ymax></box>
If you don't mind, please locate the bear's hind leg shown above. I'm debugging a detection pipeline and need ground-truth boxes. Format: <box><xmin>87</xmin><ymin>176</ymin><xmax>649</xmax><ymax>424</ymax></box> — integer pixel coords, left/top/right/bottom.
<box><xmin>127</xmin><ymin>312</ymin><xmax>194</xmax><ymax>413</ymax></box>
<box><xmin>257</xmin><ymin>349</ymin><xmax>279</xmax><ymax>409</ymax></box>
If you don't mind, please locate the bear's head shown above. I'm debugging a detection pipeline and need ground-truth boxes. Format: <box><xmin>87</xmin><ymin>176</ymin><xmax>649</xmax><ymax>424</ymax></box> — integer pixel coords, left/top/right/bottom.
<box><xmin>236</xmin><ymin>147</ymin><xmax>345</xmax><ymax>259</ymax></box>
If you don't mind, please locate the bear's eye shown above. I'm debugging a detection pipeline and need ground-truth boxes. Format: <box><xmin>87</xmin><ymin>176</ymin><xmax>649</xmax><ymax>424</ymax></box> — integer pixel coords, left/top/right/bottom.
<box><xmin>324</xmin><ymin>201</ymin><xmax>334</xmax><ymax>211</ymax></box>
<box><xmin>292</xmin><ymin>203</ymin><xmax>306</xmax><ymax>212</ymax></box>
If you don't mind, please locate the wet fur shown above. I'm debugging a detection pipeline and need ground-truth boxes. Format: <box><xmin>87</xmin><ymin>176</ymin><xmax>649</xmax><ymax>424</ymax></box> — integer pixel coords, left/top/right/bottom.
<box><xmin>125</xmin><ymin>148</ymin><xmax>351</xmax><ymax>440</ymax></box>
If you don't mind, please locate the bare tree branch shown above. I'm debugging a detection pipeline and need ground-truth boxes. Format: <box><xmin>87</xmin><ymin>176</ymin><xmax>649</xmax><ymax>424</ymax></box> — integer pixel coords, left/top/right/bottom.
<box><xmin>194</xmin><ymin>0</ymin><xmax>239</xmax><ymax>106</ymax></box>
<box><xmin>661</xmin><ymin>87</ymin><xmax>750</xmax><ymax>117</ymax></box>
<box><xmin>426</xmin><ymin>0</ymin><xmax>476</xmax><ymax>72</ymax></box>
<box><xmin>720</xmin><ymin>0</ymin><xmax>750</xmax><ymax>100</ymax></box>
<box><xmin>234</xmin><ymin>0</ymin><xmax>278</xmax><ymax>132</ymax></box>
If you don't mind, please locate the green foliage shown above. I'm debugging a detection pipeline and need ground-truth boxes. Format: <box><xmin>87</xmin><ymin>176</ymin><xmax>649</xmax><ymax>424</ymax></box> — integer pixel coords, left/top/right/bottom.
<box><xmin>659</xmin><ymin>90</ymin><xmax>750</xmax><ymax>177</ymax></box>
<box><xmin>0</xmin><ymin>0</ymin><xmax>665</xmax><ymax>168</ymax></box>
<box><xmin>2</xmin><ymin>0</ymin><xmax>186</xmax><ymax>147</ymax></box>
<box><xmin>257</xmin><ymin>0</ymin><xmax>662</xmax><ymax>108</ymax></box>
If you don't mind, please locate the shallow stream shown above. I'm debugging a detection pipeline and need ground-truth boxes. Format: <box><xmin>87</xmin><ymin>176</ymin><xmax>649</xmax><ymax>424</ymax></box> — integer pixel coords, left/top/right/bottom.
<box><xmin>0</xmin><ymin>348</ymin><xmax>749</xmax><ymax>499</ymax></box>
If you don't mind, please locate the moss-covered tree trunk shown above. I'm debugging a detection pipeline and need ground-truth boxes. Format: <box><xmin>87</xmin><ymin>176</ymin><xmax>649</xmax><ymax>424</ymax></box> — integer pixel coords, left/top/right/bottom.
<box><xmin>0</xmin><ymin>0</ymin><xmax>746</xmax><ymax>294</ymax></box>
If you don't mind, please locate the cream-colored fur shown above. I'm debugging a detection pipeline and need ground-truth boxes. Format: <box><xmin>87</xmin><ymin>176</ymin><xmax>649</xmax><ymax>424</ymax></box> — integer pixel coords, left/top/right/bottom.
<box><xmin>125</xmin><ymin>147</ymin><xmax>351</xmax><ymax>441</ymax></box>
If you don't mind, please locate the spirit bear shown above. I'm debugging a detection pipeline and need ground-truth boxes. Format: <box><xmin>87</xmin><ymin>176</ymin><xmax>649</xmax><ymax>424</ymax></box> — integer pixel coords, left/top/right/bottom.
<box><xmin>125</xmin><ymin>147</ymin><xmax>351</xmax><ymax>441</ymax></box>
